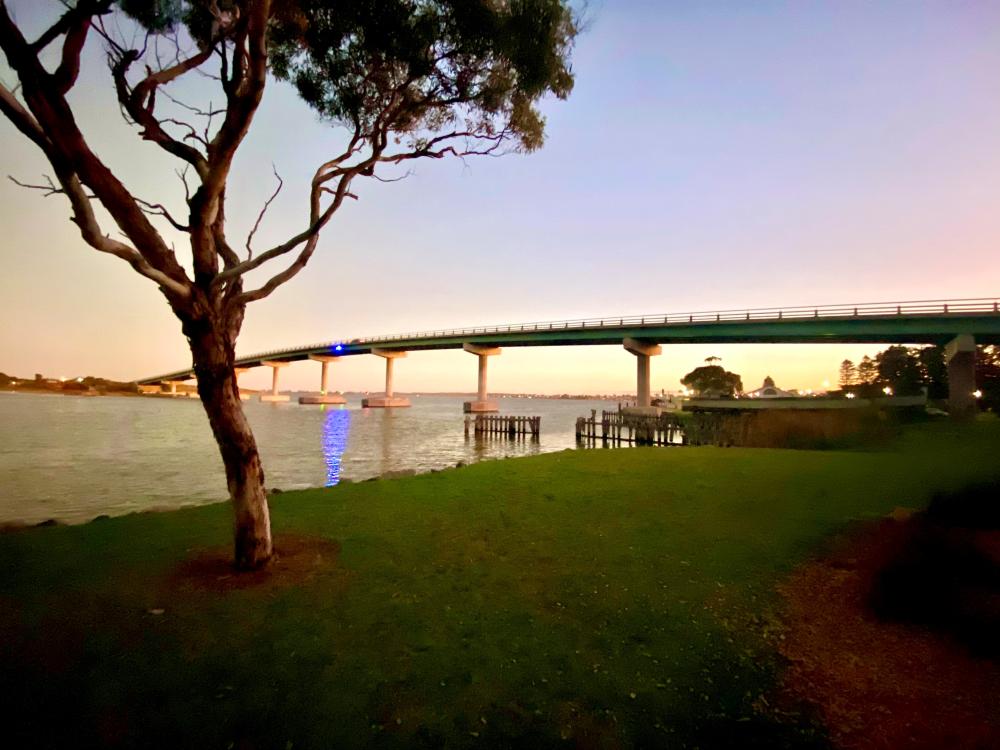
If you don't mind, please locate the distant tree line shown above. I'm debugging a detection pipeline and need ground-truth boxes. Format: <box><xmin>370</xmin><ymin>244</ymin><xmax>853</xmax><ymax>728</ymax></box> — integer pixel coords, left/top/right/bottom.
<box><xmin>0</xmin><ymin>372</ymin><xmax>138</xmax><ymax>394</ymax></box>
<box><xmin>976</xmin><ymin>345</ymin><xmax>1000</xmax><ymax>412</ymax></box>
<box><xmin>839</xmin><ymin>344</ymin><xmax>1000</xmax><ymax>409</ymax></box>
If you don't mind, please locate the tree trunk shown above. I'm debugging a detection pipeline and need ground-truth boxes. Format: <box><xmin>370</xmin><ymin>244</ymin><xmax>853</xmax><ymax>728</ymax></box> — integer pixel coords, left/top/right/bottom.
<box><xmin>188</xmin><ymin>321</ymin><xmax>273</xmax><ymax>570</ymax></box>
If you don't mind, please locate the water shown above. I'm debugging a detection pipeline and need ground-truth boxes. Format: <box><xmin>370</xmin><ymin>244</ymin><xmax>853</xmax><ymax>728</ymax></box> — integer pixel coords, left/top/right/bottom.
<box><xmin>0</xmin><ymin>391</ymin><xmax>621</xmax><ymax>525</ymax></box>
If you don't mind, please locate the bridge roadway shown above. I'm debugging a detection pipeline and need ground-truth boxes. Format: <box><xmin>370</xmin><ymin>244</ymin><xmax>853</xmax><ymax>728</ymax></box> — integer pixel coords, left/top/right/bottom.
<box><xmin>138</xmin><ymin>297</ymin><xmax>1000</xmax><ymax>415</ymax></box>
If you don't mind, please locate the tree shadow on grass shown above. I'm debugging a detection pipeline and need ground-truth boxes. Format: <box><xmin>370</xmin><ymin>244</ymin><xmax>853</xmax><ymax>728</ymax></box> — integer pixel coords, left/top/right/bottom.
<box><xmin>870</xmin><ymin>479</ymin><xmax>1000</xmax><ymax>659</ymax></box>
<box><xmin>774</xmin><ymin>480</ymin><xmax>1000</xmax><ymax>750</ymax></box>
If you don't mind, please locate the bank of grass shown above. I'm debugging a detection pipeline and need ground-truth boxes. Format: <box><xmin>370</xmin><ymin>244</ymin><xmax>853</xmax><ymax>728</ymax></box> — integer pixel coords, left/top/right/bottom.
<box><xmin>1</xmin><ymin>420</ymin><xmax>999</xmax><ymax>748</ymax></box>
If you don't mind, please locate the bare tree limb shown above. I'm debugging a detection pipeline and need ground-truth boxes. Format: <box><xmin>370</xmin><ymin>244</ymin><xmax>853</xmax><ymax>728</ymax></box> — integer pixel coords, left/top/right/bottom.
<box><xmin>235</xmin><ymin>162</ymin><xmax>364</xmax><ymax>303</ymax></box>
<box><xmin>176</xmin><ymin>166</ymin><xmax>191</xmax><ymax>202</ymax></box>
<box><xmin>8</xmin><ymin>173</ymin><xmax>92</xmax><ymax>198</ymax></box>
<box><xmin>52</xmin><ymin>2</ymin><xmax>109</xmax><ymax>93</ymax></box>
<box><xmin>371</xmin><ymin>170</ymin><xmax>414</xmax><ymax>183</ymax></box>
<box><xmin>245</xmin><ymin>164</ymin><xmax>283</xmax><ymax>259</ymax></box>
<box><xmin>9</xmin><ymin>166</ymin><xmax>190</xmax><ymax>298</ymax></box>
<box><xmin>133</xmin><ymin>196</ymin><xmax>190</xmax><ymax>232</ymax></box>
<box><xmin>159</xmin><ymin>88</ymin><xmax>225</xmax><ymax>119</ymax></box>
<box><xmin>160</xmin><ymin>117</ymin><xmax>209</xmax><ymax>147</ymax></box>
<box><xmin>0</xmin><ymin>4</ymin><xmax>193</xmax><ymax>300</ymax></box>
<box><xmin>110</xmin><ymin>46</ymin><xmax>212</xmax><ymax>177</ymax></box>
<box><xmin>0</xmin><ymin>81</ymin><xmax>49</xmax><ymax>150</ymax></box>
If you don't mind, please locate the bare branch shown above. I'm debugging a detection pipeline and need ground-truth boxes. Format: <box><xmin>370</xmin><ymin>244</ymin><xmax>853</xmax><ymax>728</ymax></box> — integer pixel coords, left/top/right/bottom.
<box><xmin>160</xmin><ymin>117</ymin><xmax>208</xmax><ymax>147</ymax></box>
<box><xmin>371</xmin><ymin>170</ymin><xmax>414</xmax><ymax>184</ymax></box>
<box><xmin>176</xmin><ymin>166</ymin><xmax>191</xmax><ymax>202</ymax></box>
<box><xmin>235</xmin><ymin>165</ymin><xmax>362</xmax><ymax>304</ymax></box>
<box><xmin>159</xmin><ymin>88</ymin><xmax>225</xmax><ymax>119</ymax></box>
<box><xmin>109</xmin><ymin>42</ymin><xmax>214</xmax><ymax>177</ymax></box>
<box><xmin>9</xmin><ymin>166</ymin><xmax>190</xmax><ymax>299</ymax></box>
<box><xmin>8</xmin><ymin>173</ymin><xmax>93</xmax><ymax>198</ymax></box>
<box><xmin>51</xmin><ymin>5</ymin><xmax>99</xmax><ymax>93</ymax></box>
<box><xmin>245</xmin><ymin>165</ymin><xmax>283</xmax><ymax>259</ymax></box>
<box><xmin>134</xmin><ymin>197</ymin><xmax>190</xmax><ymax>232</ymax></box>
<box><xmin>0</xmin><ymin>6</ymin><xmax>193</xmax><ymax>300</ymax></box>
<box><xmin>0</xmin><ymin>82</ymin><xmax>48</xmax><ymax>150</ymax></box>
<box><xmin>319</xmin><ymin>187</ymin><xmax>358</xmax><ymax>199</ymax></box>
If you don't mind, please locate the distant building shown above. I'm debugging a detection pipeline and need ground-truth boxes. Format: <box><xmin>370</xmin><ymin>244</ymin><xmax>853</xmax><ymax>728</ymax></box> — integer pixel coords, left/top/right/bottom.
<box><xmin>744</xmin><ymin>376</ymin><xmax>797</xmax><ymax>399</ymax></box>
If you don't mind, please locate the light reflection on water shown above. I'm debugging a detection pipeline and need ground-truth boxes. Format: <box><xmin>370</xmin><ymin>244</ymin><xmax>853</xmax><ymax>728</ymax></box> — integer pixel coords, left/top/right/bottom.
<box><xmin>321</xmin><ymin>407</ymin><xmax>350</xmax><ymax>486</ymax></box>
<box><xmin>0</xmin><ymin>392</ymin><xmax>623</xmax><ymax>524</ymax></box>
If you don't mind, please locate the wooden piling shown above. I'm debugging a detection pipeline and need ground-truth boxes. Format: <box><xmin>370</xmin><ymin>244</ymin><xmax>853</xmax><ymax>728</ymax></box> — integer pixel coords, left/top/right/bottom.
<box><xmin>469</xmin><ymin>413</ymin><xmax>541</xmax><ymax>439</ymax></box>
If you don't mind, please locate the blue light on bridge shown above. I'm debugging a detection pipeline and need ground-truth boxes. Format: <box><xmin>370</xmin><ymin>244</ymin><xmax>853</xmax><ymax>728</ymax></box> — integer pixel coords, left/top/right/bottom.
<box><xmin>334</xmin><ymin>344</ymin><xmax>343</xmax><ymax>352</ymax></box>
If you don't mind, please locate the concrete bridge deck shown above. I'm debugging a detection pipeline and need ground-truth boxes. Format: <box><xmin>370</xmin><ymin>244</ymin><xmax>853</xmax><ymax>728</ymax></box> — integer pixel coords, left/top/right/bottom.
<box><xmin>137</xmin><ymin>297</ymin><xmax>1000</xmax><ymax>416</ymax></box>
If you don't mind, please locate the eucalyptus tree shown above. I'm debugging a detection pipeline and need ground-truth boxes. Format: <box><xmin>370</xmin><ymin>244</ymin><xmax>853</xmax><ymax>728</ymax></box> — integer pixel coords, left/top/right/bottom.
<box><xmin>680</xmin><ymin>364</ymin><xmax>743</xmax><ymax>398</ymax></box>
<box><xmin>0</xmin><ymin>0</ymin><xmax>576</xmax><ymax>568</ymax></box>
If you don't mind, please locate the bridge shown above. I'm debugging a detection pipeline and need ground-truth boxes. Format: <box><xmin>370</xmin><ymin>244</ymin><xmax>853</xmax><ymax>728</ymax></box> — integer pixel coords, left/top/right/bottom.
<box><xmin>138</xmin><ymin>297</ymin><xmax>1000</xmax><ymax>417</ymax></box>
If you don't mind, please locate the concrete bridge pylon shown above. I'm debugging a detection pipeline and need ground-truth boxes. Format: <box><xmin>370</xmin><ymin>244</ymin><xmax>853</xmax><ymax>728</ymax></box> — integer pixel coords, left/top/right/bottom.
<box><xmin>299</xmin><ymin>355</ymin><xmax>347</xmax><ymax>405</ymax></box>
<box><xmin>362</xmin><ymin>349</ymin><xmax>411</xmax><ymax>408</ymax></box>
<box><xmin>945</xmin><ymin>334</ymin><xmax>977</xmax><ymax>420</ymax></box>
<box><xmin>260</xmin><ymin>361</ymin><xmax>290</xmax><ymax>402</ymax></box>
<box><xmin>463</xmin><ymin>343</ymin><xmax>501</xmax><ymax>413</ymax></box>
<box><xmin>623</xmin><ymin>337</ymin><xmax>662</xmax><ymax>413</ymax></box>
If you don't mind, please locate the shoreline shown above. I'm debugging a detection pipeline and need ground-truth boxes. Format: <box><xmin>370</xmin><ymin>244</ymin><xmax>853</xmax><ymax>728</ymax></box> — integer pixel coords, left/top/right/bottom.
<box><xmin>1</xmin><ymin>385</ymin><xmax>636</xmax><ymax>402</ymax></box>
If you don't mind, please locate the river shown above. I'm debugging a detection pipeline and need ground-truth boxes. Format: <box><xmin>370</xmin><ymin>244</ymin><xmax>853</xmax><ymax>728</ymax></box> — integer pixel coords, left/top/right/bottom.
<box><xmin>0</xmin><ymin>391</ymin><xmax>621</xmax><ymax>525</ymax></box>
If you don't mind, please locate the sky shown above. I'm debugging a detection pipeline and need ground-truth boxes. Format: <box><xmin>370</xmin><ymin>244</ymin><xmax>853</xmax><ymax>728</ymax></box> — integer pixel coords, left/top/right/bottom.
<box><xmin>1</xmin><ymin>0</ymin><xmax>998</xmax><ymax>395</ymax></box>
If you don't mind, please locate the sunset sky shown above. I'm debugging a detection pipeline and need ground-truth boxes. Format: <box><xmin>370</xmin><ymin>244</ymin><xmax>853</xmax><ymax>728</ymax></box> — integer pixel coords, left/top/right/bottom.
<box><xmin>1</xmin><ymin>1</ymin><xmax>998</xmax><ymax>395</ymax></box>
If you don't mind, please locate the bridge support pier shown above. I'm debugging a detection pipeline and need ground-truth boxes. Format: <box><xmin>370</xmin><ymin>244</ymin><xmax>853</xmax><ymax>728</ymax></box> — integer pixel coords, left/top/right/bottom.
<box><xmin>623</xmin><ymin>337</ymin><xmax>662</xmax><ymax>415</ymax></box>
<box><xmin>300</xmin><ymin>355</ymin><xmax>346</xmax><ymax>405</ymax></box>
<box><xmin>945</xmin><ymin>334</ymin><xmax>977</xmax><ymax>420</ymax></box>
<box><xmin>234</xmin><ymin>367</ymin><xmax>251</xmax><ymax>401</ymax></box>
<box><xmin>260</xmin><ymin>361</ymin><xmax>291</xmax><ymax>402</ymax></box>
<box><xmin>362</xmin><ymin>349</ymin><xmax>410</xmax><ymax>407</ymax></box>
<box><xmin>463</xmin><ymin>343</ymin><xmax>501</xmax><ymax>412</ymax></box>
<box><xmin>163</xmin><ymin>379</ymin><xmax>187</xmax><ymax>397</ymax></box>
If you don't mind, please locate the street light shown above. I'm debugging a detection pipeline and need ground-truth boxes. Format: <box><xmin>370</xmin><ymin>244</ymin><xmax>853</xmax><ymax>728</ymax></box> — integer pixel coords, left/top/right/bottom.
<box><xmin>883</xmin><ymin>386</ymin><xmax>893</xmax><ymax>396</ymax></box>
<box><xmin>845</xmin><ymin>392</ymin><xmax>856</xmax><ymax>400</ymax></box>
<box><xmin>973</xmin><ymin>389</ymin><xmax>983</xmax><ymax>399</ymax></box>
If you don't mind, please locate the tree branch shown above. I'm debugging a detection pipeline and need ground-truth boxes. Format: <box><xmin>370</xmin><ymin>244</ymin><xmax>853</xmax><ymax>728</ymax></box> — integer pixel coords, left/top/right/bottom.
<box><xmin>134</xmin><ymin>196</ymin><xmax>190</xmax><ymax>232</ymax></box>
<box><xmin>51</xmin><ymin>2</ymin><xmax>111</xmax><ymax>93</ymax></box>
<box><xmin>0</xmin><ymin>82</ymin><xmax>49</xmax><ymax>150</ymax></box>
<box><xmin>0</xmin><ymin>4</ymin><xmax>193</xmax><ymax>302</ymax></box>
<box><xmin>9</xmin><ymin>165</ymin><xmax>190</xmax><ymax>299</ymax></box>
<box><xmin>245</xmin><ymin>164</ymin><xmax>283</xmax><ymax>259</ymax></box>
<box><xmin>110</xmin><ymin>46</ymin><xmax>211</xmax><ymax>177</ymax></box>
<box><xmin>8</xmin><ymin>173</ymin><xmax>91</xmax><ymax>198</ymax></box>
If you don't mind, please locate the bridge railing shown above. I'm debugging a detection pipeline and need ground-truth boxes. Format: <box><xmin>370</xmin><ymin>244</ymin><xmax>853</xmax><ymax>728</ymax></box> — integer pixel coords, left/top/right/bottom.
<box><xmin>140</xmin><ymin>297</ymin><xmax>999</xmax><ymax>382</ymax></box>
<box><xmin>337</xmin><ymin>297</ymin><xmax>1000</xmax><ymax>347</ymax></box>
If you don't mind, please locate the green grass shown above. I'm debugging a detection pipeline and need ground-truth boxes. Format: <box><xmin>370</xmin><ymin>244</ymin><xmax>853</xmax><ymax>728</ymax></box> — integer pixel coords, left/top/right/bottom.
<box><xmin>2</xmin><ymin>420</ymin><xmax>999</xmax><ymax>749</ymax></box>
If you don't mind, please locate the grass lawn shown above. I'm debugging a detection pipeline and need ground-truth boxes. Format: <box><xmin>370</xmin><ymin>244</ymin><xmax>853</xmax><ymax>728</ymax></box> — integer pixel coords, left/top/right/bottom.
<box><xmin>2</xmin><ymin>420</ymin><xmax>998</xmax><ymax>748</ymax></box>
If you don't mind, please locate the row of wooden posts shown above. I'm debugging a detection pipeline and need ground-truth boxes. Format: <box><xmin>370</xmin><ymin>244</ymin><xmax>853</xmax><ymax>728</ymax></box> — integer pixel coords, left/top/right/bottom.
<box><xmin>464</xmin><ymin>414</ymin><xmax>541</xmax><ymax>438</ymax></box>
<box><xmin>575</xmin><ymin>409</ymin><xmax>686</xmax><ymax>446</ymax></box>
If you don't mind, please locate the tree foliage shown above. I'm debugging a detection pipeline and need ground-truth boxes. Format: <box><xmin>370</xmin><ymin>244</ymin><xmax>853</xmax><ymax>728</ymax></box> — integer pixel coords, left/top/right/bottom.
<box><xmin>848</xmin><ymin>345</ymin><xmax>948</xmax><ymax>398</ymax></box>
<box><xmin>856</xmin><ymin>355</ymin><xmax>877</xmax><ymax>387</ymax></box>
<box><xmin>874</xmin><ymin>346</ymin><xmax>926</xmax><ymax>396</ymax></box>
<box><xmin>976</xmin><ymin>345</ymin><xmax>1000</xmax><ymax>412</ymax></box>
<box><xmin>838</xmin><ymin>359</ymin><xmax>856</xmax><ymax>389</ymax></box>
<box><xmin>681</xmin><ymin>365</ymin><xmax>743</xmax><ymax>397</ymax></box>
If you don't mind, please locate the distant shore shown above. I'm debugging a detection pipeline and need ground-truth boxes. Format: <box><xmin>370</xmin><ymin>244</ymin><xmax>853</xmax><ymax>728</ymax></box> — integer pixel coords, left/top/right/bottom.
<box><xmin>1</xmin><ymin>385</ymin><xmax>635</xmax><ymax>402</ymax></box>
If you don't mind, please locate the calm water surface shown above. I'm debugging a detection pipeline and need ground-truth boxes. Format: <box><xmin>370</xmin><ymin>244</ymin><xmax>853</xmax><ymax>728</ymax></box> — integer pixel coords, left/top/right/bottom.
<box><xmin>0</xmin><ymin>392</ymin><xmax>620</xmax><ymax>524</ymax></box>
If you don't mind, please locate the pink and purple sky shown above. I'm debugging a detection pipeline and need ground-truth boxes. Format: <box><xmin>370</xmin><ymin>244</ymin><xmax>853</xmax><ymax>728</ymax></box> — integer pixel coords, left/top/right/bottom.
<box><xmin>1</xmin><ymin>1</ymin><xmax>998</xmax><ymax>394</ymax></box>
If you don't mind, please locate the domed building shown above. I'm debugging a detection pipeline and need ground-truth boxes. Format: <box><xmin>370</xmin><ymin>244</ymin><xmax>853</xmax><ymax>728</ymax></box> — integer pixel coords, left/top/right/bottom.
<box><xmin>745</xmin><ymin>376</ymin><xmax>797</xmax><ymax>399</ymax></box>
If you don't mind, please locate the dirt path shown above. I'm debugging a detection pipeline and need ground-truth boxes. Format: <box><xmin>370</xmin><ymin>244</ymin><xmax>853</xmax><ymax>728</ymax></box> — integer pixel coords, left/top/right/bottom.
<box><xmin>774</xmin><ymin>516</ymin><xmax>1000</xmax><ymax>749</ymax></box>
